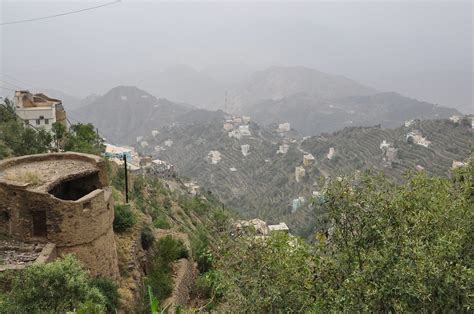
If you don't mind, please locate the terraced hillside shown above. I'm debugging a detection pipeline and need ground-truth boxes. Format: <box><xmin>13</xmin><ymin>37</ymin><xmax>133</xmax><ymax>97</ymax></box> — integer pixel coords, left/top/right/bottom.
<box><xmin>137</xmin><ymin>117</ymin><xmax>472</xmax><ymax>236</ymax></box>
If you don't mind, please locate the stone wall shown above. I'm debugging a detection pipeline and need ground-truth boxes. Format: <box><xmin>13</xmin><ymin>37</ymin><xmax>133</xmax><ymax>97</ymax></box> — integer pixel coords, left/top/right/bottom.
<box><xmin>0</xmin><ymin>153</ymin><xmax>119</xmax><ymax>280</ymax></box>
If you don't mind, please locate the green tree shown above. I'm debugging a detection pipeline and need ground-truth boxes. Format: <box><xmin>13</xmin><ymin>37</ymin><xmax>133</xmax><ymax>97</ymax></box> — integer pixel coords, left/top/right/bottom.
<box><xmin>214</xmin><ymin>233</ymin><xmax>315</xmax><ymax>312</ymax></box>
<box><xmin>2</xmin><ymin>255</ymin><xmax>106</xmax><ymax>313</ymax></box>
<box><xmin>312</xmin><ymin>165</ymin><xmax>473</xmax><ymax>312</ymax></box>
<box><xmin>64</xmin><ymin>123</ymin><xmax>104</xmax><ymax>155</ymax></box>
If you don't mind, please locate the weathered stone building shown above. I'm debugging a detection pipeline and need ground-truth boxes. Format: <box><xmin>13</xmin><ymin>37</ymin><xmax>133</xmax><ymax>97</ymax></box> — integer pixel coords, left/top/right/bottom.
<box><xmin>0</xmin><ymin>152</ymin><xmax>119</xmax><ymax>279</ymax></box>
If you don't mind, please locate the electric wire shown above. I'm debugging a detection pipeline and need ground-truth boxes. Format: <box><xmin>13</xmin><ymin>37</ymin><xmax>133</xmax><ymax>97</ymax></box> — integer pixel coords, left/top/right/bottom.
<box><xmin>1</xmin><ymin>0</ymin><xmax>121</xmax><ymax>26</ymax></box>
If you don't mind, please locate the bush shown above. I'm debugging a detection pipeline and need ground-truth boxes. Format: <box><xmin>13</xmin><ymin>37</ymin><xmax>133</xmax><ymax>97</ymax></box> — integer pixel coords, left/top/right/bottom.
<box><xmin>153</xmin><ymin>215</ymin><xmax>170</xmax><ymax>229</ymax></box>
<box><xmin>2</xmin><ymin>255</ymin><xmax>106</xmax><ymax>313</ymax></box>
<box><xmin>140</xmin><ymin>226</ymin><xmax>155</xmax><ymax>250</ymax></box>
<box><xmin>156</xmin><ymin>235</ymin><xmax>188</xmax><ymax>263</ymax></box>
<box><xmin>113</xmin><ymin>204</ymin><xmax>136</xmax><ymax>233</ymax></box>
<box><xmin>90</xmin><ymin>277</ymin><xmax>119</xmax><ymax>312</ymax></box>
<box><xmin>146</xmin><ymin>236</ymin><xmax>189</xmax><ymax>301</ymax></box>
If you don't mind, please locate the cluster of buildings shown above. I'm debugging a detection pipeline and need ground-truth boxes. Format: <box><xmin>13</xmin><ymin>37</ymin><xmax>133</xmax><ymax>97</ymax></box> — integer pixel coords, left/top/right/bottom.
<box><xmin>224</xmin><ymin>116</ymin><xmax>252</xmax><ymax>139</ymax></box>
<box><xmin>208</xmin><ymin>150</ymin><xmax>222</xmax><ymax>164</ymax></box>
<box><xmin>406</xmin><ymin>130</ymin><xmax>431</xmax><ymax>147</ymax></box>
<box><xmin>232</xmin><ymin>218</ymin><xmax>289</xmax><ymax>238</ymax></box>
<box><xmin>105</xmin><ymin>143</ymin><xmax>176</xmax><ymax>178</ymax></box>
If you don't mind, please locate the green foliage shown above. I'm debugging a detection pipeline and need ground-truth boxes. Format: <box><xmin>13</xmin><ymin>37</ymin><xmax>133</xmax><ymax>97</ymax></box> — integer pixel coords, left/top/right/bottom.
<box><xmin>146</xmin><ymin>236</ymin><xmax>189</xmax><ymax>301</ymax></box>
<box><xmin>64</xmin><ymin>123</ymin><xmax>104</xmax><ymax>155</ymax></box>
<box><xmin>90</xmin><ymin>277</ymin><xmax>119</xmax><ymax>312</ymax></box>
<box><xmin>153</xmin><ymin>215</ymin><xmax>170</xmax><ymax>229</ymax></box>
<box><xmin>211</xmin><ymin>161</ymin><xmax>474</xmax><ymax>312</ymax></box>
<box><xmin>313</xmin><ymin>166</ymin><xmax>473</xmax><ymax>312</ymax></box>
<box><xmin>214</xmin><ymin>233</ymin><xmax>315</xmax><ymax>312</ymax></box>
<box><xmin>141</xmin><ymin>225</ymin><xmax>155</xmax><ymax>250</ymax></box>
<box><xmin>113</xmin><ymin>204</ymin><xmax>136</xmax><ymax>233</ymax></box>
<box><xmin>2</xmin><ymin>255</ymin><xmax>106</xmax><ymax>313</ymax></box>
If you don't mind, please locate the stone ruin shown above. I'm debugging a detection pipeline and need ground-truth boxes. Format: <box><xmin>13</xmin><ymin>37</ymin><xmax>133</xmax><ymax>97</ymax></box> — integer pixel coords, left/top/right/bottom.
<box><xmin>0</xmin><ymin>152</ymin><xmax>119</xmax><ymax>279</ymax></box>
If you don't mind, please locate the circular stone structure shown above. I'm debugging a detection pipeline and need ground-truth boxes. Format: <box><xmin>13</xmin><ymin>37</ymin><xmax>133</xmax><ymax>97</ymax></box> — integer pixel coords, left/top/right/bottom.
<box><xmin>0</xmin><ymin>152</ymin><xmax>119</xmax><ymax>280</ymax></box>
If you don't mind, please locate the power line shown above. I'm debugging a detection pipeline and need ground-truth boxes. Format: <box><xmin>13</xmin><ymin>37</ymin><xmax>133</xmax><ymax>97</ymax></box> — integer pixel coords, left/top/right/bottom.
<box><xmin>0</xmin><ymin>79</ymin><xmax>23</xmax><ymax>90</ymax></box>
<box><xmin>1</xmin><ymin>0</ymin><xmax>121</xmax><ymax>26</ymax></box>
<box><xmin>0</xmin><ymin>73</ymin><xmax>34</xmax><ymax>89</ymax></box>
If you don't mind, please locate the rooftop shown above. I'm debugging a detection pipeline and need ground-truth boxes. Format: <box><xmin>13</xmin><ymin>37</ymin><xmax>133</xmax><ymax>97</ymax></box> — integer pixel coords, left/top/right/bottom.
<box><xmin>0</xmin><ymin>153</ymin><xmax>102</xmax><ymax>194</ymax></box>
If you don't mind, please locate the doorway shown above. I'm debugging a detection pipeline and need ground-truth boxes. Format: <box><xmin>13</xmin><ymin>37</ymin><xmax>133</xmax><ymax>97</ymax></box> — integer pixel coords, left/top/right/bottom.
<box><xmin>32</xmin><ymin>211</ymin><xmax>47</xmax><ymax>237</ymax></box>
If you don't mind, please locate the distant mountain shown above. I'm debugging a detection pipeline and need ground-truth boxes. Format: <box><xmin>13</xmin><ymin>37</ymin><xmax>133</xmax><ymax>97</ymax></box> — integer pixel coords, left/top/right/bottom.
<box><xmin>245</xmin><ymin>92</ymin><xmax>460</xmax><ymax>135</ymax></box>
<box><xmin>228</xmin><ymin>66</ymin><xmax>377</xmax><ymax>112</ymax></box>
<box><xmin>72</xmin><ymin>86</ymin><xmax>223</xmax><ymax>144</ymax></box>
<box><xmin>42</xmin><ymin>89</ymin><xmax>81</xmax><ymax>111</ymax></box>
<box><xmin>136</xmin><ymin>116</ymin><xmax>472</xmax><ymax>236</ymax></box>
<box><xmin>139</xmin><ymin>65</ymin><xmax>226</xmax><ymax>109</ymax></box>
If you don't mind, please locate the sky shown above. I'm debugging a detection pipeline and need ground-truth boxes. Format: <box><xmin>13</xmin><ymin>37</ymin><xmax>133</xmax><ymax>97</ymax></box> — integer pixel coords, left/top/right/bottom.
<box><xmin>0</xmin><ymin>0</ymin><xmax>472</xmax><ymax>112</ymax></box>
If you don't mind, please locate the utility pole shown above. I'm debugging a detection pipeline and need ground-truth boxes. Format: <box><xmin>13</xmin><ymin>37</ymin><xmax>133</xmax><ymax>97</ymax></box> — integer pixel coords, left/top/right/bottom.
<box><xmin>123</xmin><ymin>154</ymin><xmax>129</xmax><ymax>203</ymax></box>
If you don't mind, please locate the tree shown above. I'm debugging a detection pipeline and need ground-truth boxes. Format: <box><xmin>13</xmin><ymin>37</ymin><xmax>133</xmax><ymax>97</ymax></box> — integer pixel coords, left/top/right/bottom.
<box><xmin>312</xmin><ymin>165</ymin><xmax>473</xmax><ymax>312</ymax></box>
<box><xmin>1</xmin><ymin>255</ymin><xmax>106</xmax><ymax>313</ymax></box>
<box><xmin>213</xmin><ymin>233</ymin><xmax>316</xmax><ymax>312</ymax></box>
<box><xmin>63</xmin><ymin>123</ymin><xmax>104</xmax><ymax>155</ymax></box>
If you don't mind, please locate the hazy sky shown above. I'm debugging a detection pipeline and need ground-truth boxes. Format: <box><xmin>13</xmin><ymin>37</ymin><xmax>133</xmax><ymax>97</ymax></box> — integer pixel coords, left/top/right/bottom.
<box><xmin>1</xmin><ymin>1</ymin><xmax>472</xmax><ymax>112</ymax></box>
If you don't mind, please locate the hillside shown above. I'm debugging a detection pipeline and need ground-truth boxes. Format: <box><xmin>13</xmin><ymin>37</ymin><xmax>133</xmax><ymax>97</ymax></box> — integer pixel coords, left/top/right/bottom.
<box><xmin>244</xmin><ymin>92</ymin><xmax>460</xmax><ymax>135</ymax></box>
<box><xmin>228</xmin><ymin>66</ymin><xmax>376</xmax><ymax>112</ymax></box>
<box><xmin>137</xmin><ymin>117</ymin><xmax>473</xmax><ymax>236</ymax></box>
<box><xmin>71</xmin><ymin>86</ymin><xmax>223</xmax><ymax>144</ymax></box>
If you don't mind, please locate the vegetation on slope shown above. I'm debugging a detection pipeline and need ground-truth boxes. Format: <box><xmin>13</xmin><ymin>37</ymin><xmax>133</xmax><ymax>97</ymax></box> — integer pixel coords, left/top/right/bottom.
<box><xmin>138</xmin><ymin>117</ymin><xmax>472</xmax><ymax>236</ymax></box>
<box><xmin>204</xmin><ymin>160</ymin><xmax>473</xmax><ymax>312</ymax></box>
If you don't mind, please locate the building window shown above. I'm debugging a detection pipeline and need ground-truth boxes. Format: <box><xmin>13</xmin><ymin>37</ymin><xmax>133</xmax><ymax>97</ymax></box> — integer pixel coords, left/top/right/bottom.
<box><xmin>45</xmin><ymin>119</ymin><xmax>49</xmax><ymax>124</ymax></box>
<box><xmin>39</xmin><ymin>115</ymin><xmax>44</xmax><ymax>119</ymax></box>
<box><xmin>36</xmin><ymin>119</ymin><xmax>41</xmax><ymax>125</ymax></box>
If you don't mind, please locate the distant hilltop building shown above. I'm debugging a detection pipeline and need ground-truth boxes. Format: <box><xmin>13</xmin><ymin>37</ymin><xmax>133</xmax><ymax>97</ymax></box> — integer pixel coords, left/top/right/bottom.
<box><xmin>277</xmin><ymin>144</ymin><xmax>289</xmax><ymax>154</ymax></box>
<box><xmin>149</xmin><ymin>159</ymin><xmax>176</xmax><ymax>179</ymax></box>
<box><xmin>327</xmin><ymin>147</ymin><xmax>336</xmax><ymax>160</ymax></box>
<box><xmin>303</xmin><ymin>154</ymin><xmax>315</xmax><ymax>167</ymax></box>
<box><xmin>295</xmin><ymin>166</ymin><xmax>306</xmax><ymax>182</ymax></box>
<box><xmin>406</xmin><ymin>130</ymin><xmax>431</xmax><ymax>147</ymax></box>
<box><xmin>0</xmin><ymin>153</ymin><xmax>119</xmax><ymax>279</ymax></box>
<box><xmin>449</xmin><ymin>115</ymin><xmax>461</xmax><ymax>123</ymax></box>
<box><xmin>208</xmin><ymin>150</ymin><xmax>222</xmax><ymax>164</ymax></box>
<box><xmin>232</xmin><ymin>219</ymin><xmax>289</xmax><ymax>237</ymax></box>
<box><xmin>13</xmin><ymin>90</ymin><xmax>67</xmax><ymax>132</ymax></box>
<box><xmin>241</xmin><ymin>144</ymin><xmax>250</xmax><ymax>157</ymax></box>
<box><xmin>277</xmin><ymin>123</ymin><xmax>291</xmax><ymax>133</ymax></box>
<box><xmin>404</xmin><ymin>119</ymin><xmax>420</xmax><ymax>128</ymax></box>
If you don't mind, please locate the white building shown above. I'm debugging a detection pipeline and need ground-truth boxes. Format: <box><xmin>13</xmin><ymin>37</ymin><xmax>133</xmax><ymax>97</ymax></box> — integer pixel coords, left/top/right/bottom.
<box><xmin>277</xmin><ymin>144</ymin><xmax>289</xmax><ymax>154</ymax></box>
<box><xmin>238</xmin><ymin>125</ymin><xmax>251</xmax><ymax>136</ymax></box>
<box><xmin>241</xmin><ymin>144</ymin><xmax>250</xmax><ymax>156</ymax></box>
<box><xmin>449</xmin><ymin>115</ymin><xmax>461</xmax><ymax>124</ymax></box>
<box><xmin>242</xmin><ymin>116</ymin><xmax>251</xmax><ymax>124</ymax></box>
<box><xmin>268</xmin><ymin>222</ymin><xmax>290</xmax><ymax>233</ymax></box>
<box><xmin>13</xmin><ymin>90</ymin><xmax>67</xmax><ymax>133</ymax></box>
<box><xmin>327</xmin><ymin>147</ymin><xmax>336</xmax><ymax>160</ymax></box>
<box><xmin>295</xmin><ymin>166</ymin><xmax>306</xmax><ymax>182</ymax></box>
<box><xmin>164</xmin><ymin>139</ymin><xmax>174</xmax><ymax>147</ymax></box>
<box><xmin>278</xmin><ymin>122</ymin><xmax>291</xmax><ymax>133</ymax></box>
<box><xmin>406</xmin><ymin>130</ymin><xmax>431</xmax><ymax>147</ymax></box>
<box><xmin>208</xmin><ymin>150</ymin><xmax>222</xmax><ymax>164</ymax></box>
<box><xmin>303</xmin><ymin>154</ymin><xmax>315</xmax><ymax>167</ymax></box>
<box><xmin>151</xmin><ymin>130</ymin><xmax>159</xmax><ymax>137</ymax></box>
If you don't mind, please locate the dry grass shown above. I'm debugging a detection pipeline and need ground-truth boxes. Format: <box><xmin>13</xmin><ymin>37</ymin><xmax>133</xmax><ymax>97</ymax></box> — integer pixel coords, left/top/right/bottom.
<box><xmin>4</xmin><ymin>170</ymin><xmax>43</xmax><ymax>186</ymax></box>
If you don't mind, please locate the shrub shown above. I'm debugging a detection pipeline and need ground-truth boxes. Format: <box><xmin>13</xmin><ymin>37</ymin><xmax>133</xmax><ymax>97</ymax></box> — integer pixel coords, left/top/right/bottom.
<box><xmin>113</xmin><ymin>204</ymin><xmax>136</xmax><ymax>233</ymax></box>
<box><xmin>146</xmin><ymin>236</ymin><xmax>189</xmax><ymax>301</ymax></box>
<box><xmin>90</xmin><ymin>277</ymin><xmax>119</xmax><ymax>312</ymax></box>
<box><xmin>141</xmin><ymin>226</ymin><xmax>155</xmax><ymax>250</ymax></box>
<box><xmin>3</xmin><ymin>255</ymin><xmax>106</xmax><ymax>313</ymax></box>
<box><xmin>153</xmin><ymin>215</ymin><xmax>170</xmax><ymax>229</ymax></box>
